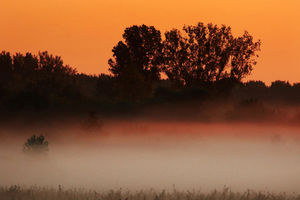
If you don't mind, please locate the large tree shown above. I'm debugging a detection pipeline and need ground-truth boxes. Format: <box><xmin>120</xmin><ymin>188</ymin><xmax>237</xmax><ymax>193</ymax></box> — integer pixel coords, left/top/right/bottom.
<box><xmin>109</xmin><ymin>25</ymin><xmax>163</xmax><ymax>81</ymax></box>
<box><xmin>162</xmin><ymin>23</ymin><xmax>261</xmax><ymax>87</ymax></box>
<box><xmin>108</xmin><ymin>25</ymin><xmax>163</xmax><ymax>101</ymax></box>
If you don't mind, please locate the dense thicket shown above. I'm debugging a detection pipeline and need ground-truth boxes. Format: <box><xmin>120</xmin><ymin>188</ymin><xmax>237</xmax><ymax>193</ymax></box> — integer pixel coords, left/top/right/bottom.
<box><xmin>0</xmin><ymin>23</ymin><xmax>299</xmax><ymax>117</ymax></box>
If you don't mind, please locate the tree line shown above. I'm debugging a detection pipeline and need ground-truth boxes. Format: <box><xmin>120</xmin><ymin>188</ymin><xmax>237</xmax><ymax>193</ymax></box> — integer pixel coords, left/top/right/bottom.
<box><xmin>0</xmin><ymin>23</ymin><xmax>299</xmax><ymax>115</ymax></box>
<box><xmin>108</xmin><ymin>23</ymin><xmax>261</xmax><ymax>101</ymax></box>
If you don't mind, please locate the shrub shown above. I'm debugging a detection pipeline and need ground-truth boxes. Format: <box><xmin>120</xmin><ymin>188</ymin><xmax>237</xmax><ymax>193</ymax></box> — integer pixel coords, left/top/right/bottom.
<box><xmin>23</xmin><ymin>134</ymin><xmax>49</xmax><ymax>155</ymax></box>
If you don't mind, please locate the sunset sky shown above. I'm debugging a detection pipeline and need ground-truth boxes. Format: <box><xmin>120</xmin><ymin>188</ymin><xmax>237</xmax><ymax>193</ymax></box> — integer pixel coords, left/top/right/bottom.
<box><xmin>1</xmin><ymin>0</ymin><xmax>299</xmax><ymax>84</ymax></box>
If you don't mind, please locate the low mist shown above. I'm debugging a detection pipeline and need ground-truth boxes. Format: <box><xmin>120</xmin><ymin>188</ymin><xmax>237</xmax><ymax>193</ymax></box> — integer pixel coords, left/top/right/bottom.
<box><xmin>1</xmin><ymin>120</ymin><xmax>300</xmax><ymax>193</ymax></box>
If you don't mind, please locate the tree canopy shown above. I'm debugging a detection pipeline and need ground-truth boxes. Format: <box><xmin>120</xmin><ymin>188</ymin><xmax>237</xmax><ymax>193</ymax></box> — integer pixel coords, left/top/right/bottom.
<box><xmin>109</xmin><ymin>25</ymin><xmax>163</xmax><ymax>81</ymax></box>
<box><xmin>162</xmin><ymin>23</ymin><xmax>260</xmax><ymax>87</ymax></box>
<box><xmin>3</xmin><ymin>23</ymin><xmax>300</xmax><ymax>123</ymax></box>
<box><xmin>109</xmin><ymin>23</ymin><xmax>261</xmax><ymax>90</ymax></box>
<box><xmin>108</xmin><ymin>25</ymin><xmax>163</xmax><ymax>101</ymax></box>
<box><xmin>0</xmin><ymin>22</ymin><xmax>280</xmax><ymax>116</ymax></box>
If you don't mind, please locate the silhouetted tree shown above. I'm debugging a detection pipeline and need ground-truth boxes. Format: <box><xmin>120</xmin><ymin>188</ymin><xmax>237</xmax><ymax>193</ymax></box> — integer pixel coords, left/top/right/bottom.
<box><xmin>13</xmin><ymin>53</ymin><xmax>39</xmax><ymax>75</ymax></box>
<box><xmin>244</xmin><ymin>80</ymin><xmax>267</xmax><ymax>89</ymax></box>
<box><xmin>38</xmin><ymin>51</ymin><xmax>76</xmax><ymax>76</ymax></box>
<box><xmin>0</xmin><ymin>51</ymin><xmax>13</xmax><ymax>88</ymax></box>
<box><xmin>270</xmin><ymin>80</ymin><xmax>291</xmax><ymax>89</ymax></box>
<box><xmin>108</xmin><ymin>25</ymin><xmax>163</xmax><ymax>101</ymax></box>
<box><xmin>0</xmin><ymin>51</ymin><xmax>82</xmax><ymax>110</ymax></box>
<box><xmin>241</xmin><ymin>80</ymin><xmax>268</xmax><ymax>99</ymax></box>
<box><xmin>162</xmin><ymin>29</ymin><xmax>190</xmax><ymax>87</ymax></box>
<box><xmin>109</xmin><ymin>25</ymin><xmax>163</xmax><ymax>80</ymax></box>
<box><xmin>162</xmin><ymin>23</ymin><xmax>261</xmax><ymax>87</ymax></box>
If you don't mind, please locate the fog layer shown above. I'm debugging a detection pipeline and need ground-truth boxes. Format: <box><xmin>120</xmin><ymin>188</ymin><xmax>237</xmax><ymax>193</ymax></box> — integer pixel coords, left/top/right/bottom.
<box><xmin>1</xmin><ymin>121</ymin><xmax>300</xmax><ymax>193</ymax></box>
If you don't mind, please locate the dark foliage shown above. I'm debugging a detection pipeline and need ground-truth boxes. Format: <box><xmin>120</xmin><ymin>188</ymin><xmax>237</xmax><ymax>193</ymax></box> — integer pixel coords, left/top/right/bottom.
<box><xmin>23</xmin><ymin>134</ymin><xmax>49</xmax><ymax>155</ymax></box>
<box><xmin>108</xmin><ymin>25</ymin><xmax>163</xmax><ymax>102</ymax></box>
<box><xmin>1</xmin><ymin>23</ymin><xmax>300</xmax><ymax>119</ymax></box>
<box><xmin>162</xmin><ymin>23</ymin><xmax>261</xmax><ymax>87</ymax></box>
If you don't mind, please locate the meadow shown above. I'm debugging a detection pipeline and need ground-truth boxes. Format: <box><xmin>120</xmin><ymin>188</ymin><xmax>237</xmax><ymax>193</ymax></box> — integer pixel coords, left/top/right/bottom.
<box><xmin>0</xmin><ymin>186</ymin><xmax>298</xmax><ymax>200</ymax></box>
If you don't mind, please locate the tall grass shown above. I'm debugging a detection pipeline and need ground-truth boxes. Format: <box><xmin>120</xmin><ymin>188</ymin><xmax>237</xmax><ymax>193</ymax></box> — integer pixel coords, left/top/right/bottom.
<box><xmin>0</xmin><ymin>185</ymin><xmax>298</xmax><ymax>200</ymax></box>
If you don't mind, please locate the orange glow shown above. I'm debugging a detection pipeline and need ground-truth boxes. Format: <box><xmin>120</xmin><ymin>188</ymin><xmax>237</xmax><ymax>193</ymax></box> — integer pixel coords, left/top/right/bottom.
<box><xmin>1</xmin><ymin>0</ymin><xmax>299</xmax><ymax>84</ymax></box>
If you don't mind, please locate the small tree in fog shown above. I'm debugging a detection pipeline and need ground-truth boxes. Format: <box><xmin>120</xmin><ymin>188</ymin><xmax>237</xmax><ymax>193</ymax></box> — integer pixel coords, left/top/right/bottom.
<box><xmin>23</xmin><ymin>134</ymin><xmax>49</xmax><ymax>155</ymax></box>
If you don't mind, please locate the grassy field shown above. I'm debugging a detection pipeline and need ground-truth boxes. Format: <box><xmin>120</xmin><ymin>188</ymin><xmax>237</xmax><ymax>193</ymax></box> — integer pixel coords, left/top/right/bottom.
<box><xmin>0</xmin><ymin>185</ymin><xmax>298</xmax><ymax>200</ymax></box>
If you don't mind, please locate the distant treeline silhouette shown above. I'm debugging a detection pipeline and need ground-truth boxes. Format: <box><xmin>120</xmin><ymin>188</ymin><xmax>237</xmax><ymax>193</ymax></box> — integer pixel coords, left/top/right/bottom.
<box><xmin>0</xmin><ymin>23</ymin><xmax>299</xmax><ymax>116</ymax></box>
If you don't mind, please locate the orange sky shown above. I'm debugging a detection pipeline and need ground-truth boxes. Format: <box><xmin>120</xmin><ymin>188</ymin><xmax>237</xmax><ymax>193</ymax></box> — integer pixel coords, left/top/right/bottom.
<box><xmin>1</xmin><ymin>0</ymin><xmax>299</xmax><ymax>84</ymax></box>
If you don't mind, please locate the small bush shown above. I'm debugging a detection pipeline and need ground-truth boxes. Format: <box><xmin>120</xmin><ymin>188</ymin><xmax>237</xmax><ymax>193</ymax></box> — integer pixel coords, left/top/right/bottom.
<box><xmin>23</xmin><ymin>134</ymin><xmax>49</xmax><ymax>155</ymax></box>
